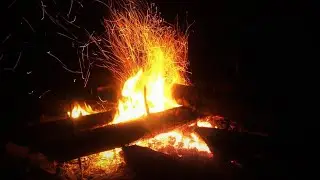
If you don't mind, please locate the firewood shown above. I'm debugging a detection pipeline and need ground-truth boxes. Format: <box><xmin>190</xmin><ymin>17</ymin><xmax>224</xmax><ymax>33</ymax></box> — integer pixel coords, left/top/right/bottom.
<box><xmin>33</xmin><ymin>106</ymin><xmax>201</xmax><ymax>161</ymax></box>
<box><xmin>195</xmin><ymin>127</ymin><xmax>271</xmax><ymax>161</ymax></box>
<box><xmin>122</xmin><ymin>145</ymin><xmax>225</xmax><ymax>180</ymax></box>
<box><xmin>172</xmin><ymin>84</ymin><xmax>218</xmax><ymax>114</ymax></box>
<box><xmin>72</xmin><ymin>109</ymin><xmax>115</xmax><ymax>130</ymax></box>
<box><xmin>25</xmin><ymin>110</ymin><xmax>115</xmax><ymax>144</ymax></box>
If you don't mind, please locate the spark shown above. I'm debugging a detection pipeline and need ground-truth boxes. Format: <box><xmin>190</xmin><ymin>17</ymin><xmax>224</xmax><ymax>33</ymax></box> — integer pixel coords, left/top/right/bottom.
<box><xmin>96</xmin><ymin>101</ymin><xmax>106</xmax><ymax>111</ymax></box>
<box><xmin>76</xmin><ymin>0</ymin><xmax>83</xmax><ymax>8</ymax></box>
<box><xmin>47</xmin><ymin>51</ymin><xmax>81</xmax><ymax>74</ymax></box>
<box><xmin>77</xmin><ymin>57</ymin><xmax>84</xmax><ymax>80</ymax></box>
<box><xmin>2</xmin><ymin>34</ymin><xmax>11</xmax><ymax>44</ymax></box>
<box><xmin>83</xmin><ymin>66</ymin><xmax>91</xmax><ymax>87</ymax></box>
<box><xmin>46</xmin><ymin>13</ymin><xmax>76</xmax><ymax>39</ymax></box>
<box><xmin>22</xmin><ymin>17</ymin><xmax>35</xmax><ymax>32</ymax></box>
<box><xmin>8</xmin><ymin>0</ymin><xmax>16</xmax><ymax>8</ymax></box>
<box><xmin>4</xmin><ymin>51</ymin><xmax>23</xmax><ymax>71</ymax></box>
<box><xmin>79</xmin><ymin>45</ymin><xmax>88</xmax><ymax>80</ymax></box>
<box><xmin>40</xmin><ymin>1</ymin><xmax>46</xmax><ymax>20</ymax></box>
<box><xmin>42</xmin><ymin>6</ymin><xmax>77</xmax><ymax>39</ymax></box>
<box><xmin>13</xmin><ymin>51</ymin><xmax>22</xmax><ymax>70</ymax></box>
<box><xmin>27</xmin><ymin>71</ymin><xmax>32</xmax><ymax>74</ymax></box>
<box><xmin>39</xmin><ymin>90</ymin><xmax>51</xmax><ymax>99</ymax></box>
<box><xmin>67</xmin><ymin>0</ymin><xmax>74</xmax><ymax>17</ymax></box>
<box><xmin>98</xmin><ymin>96</ymin><xmax>108</xmax><ymax>103</ymax></box>
<box><xmin>70</xmin><ymin>16</ymin><xmax>77</xmax><ymax>23</ymax></box>
<box><xmin>28</xmin><ymin>90</ymin><xmax>34</xmax><ymax>95</ymax></box>
<box><xmin>77</xmin><ymin>30</ymin><xmax>99</xmax><ymax>87</ymax></box>
<box><xmin>56</xmin><ymin>32</ymin><xmax>77</xmax><ymax>41</ymax></box>
<box><xmin>93</xmin><ymin>0</ymin><xmax>111</xmax><ymax>8</ymax></box>
<box><xmin>62</xmin><ymin>16</ymin><xmax>80</xmax><ymax>28</ymax></box>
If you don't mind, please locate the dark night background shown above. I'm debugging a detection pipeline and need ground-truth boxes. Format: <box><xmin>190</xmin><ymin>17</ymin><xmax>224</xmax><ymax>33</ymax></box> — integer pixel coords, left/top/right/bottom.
<box><xmin>0</xmin><ymin>0</ymin><xmax>314</xmax><ymax>156</ymax></box>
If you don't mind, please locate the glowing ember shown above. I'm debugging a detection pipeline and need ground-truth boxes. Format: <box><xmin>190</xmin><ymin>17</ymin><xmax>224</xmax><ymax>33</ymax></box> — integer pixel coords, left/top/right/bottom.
<box><xmin>134</xmin><ymin>129</ymin><xmax>212</xmax><ymax>158</ymax></box>
<box><xmin>197</xmin><ymin>120</ymin><xmax>214</xmax><ymax>128</ymax></box>
<box><xmin>92</xmin><ymin>148</ymin><xmax>124</xmax><ymax>169</ymax></box>
<box><xmin>67</xmin><ymin>103</ymin><xmax>96</xmax><ymax>119</ymax></box>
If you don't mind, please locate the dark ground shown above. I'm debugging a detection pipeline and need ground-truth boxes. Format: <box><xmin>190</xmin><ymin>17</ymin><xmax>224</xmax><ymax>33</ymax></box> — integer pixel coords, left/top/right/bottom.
<box><xmin>0</xmin><ymin>0</ymin><xmax>315</xmax><ymax>178</ymax></box>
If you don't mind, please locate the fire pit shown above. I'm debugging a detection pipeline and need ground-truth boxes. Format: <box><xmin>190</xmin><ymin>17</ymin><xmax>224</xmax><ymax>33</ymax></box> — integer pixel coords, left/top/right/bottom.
<box><xmin>58</xmin><ymin>106</ymin><xmax>224</xmax><ymax>179</ymax></box>
<box><xmin>24</xmin><ymin>1</ymin><xmax>221</xmax><ymax>178</ymax></box>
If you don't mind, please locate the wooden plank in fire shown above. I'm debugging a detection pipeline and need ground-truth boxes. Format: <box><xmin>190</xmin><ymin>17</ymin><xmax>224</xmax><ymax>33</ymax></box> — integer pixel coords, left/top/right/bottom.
<box><xmin>25</xmin><ymin>110</ymin><xmax>115</xmax><ymax>143</ymax></box>
<box><xmin>32</xmin><ymin>106</ymin><xmax>202</xmax><ymax>162</ymax></box>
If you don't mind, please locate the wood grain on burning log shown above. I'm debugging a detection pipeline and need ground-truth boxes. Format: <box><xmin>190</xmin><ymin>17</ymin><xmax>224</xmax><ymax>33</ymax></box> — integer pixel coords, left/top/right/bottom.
<box><xmin>33</xmin><ymin>106</ymin><xmax>201</xmax><ymax>161</ymax></box>
<box><xmin>26</xmin><ymin>110</ymin><xmax>115</xmax><ymax>143</ymax></box>
<box><xmin>73</xmin><ymin>109</ymin><xmax>115</xmax><ymax>130</ymax></box>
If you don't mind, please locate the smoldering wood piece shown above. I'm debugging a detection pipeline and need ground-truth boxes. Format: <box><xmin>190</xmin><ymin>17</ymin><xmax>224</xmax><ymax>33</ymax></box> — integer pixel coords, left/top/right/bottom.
<box><xmin>72</xmin><ymin>109</ymin><xmax>115</xmax><ymax>130</ymax></box>
<box><xmin>122</xmin><ymin>145</ymin><xmax>227</xmax><ymax>180</ymax></box>
<box><xmin>32</xmin><ymin>106</ymin><xmax>201</xmax><ymax>161</ymax></box>
<box><xmin>195</xmin><ymin>127</ymin><xmax>272</xmax><ymax>161</ymax></box>
<box><xmin>172</xmin><ymin>84</ymin><xmax>200</xmax><ymax>106</ymax></box>
<box><xmin>196</xmin><ymin>127</ymin><xmax>280</xmax><ymax>180</ymax></box>
<box><xmin>171</xmin><ymin>84</ymin><xmax>220</xmax><ymax>115</ymax></box>
<box><xmin>122</xmin><ymin>145</ymin><xmax>180</xmax><ymax>179</ymax></box>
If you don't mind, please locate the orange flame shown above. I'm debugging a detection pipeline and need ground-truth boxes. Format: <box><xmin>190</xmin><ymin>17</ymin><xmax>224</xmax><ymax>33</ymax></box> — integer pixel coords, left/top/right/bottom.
<box><xmin>104</xmin><ymin>2</ymin><xmax>189</xmax><ymax>124</ymax></box>
<box><xmin>67</xmin><ymin>103</ymin><xmax>95</xmax><ymax>119</ymax></box>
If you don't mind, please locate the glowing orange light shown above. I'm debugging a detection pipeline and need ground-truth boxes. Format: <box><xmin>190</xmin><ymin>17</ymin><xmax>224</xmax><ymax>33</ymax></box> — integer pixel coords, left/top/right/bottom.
<box><xmin>134</xmin><ymin>130</ymin><xmax>212</xmax><ymax>158</ymax></box>
<box><xmin>67</xmin><ymin>103</ymin><xmax>95</xmax><ymax>119</ymax></box>
<box><xmin>196</xmin><ymin>120</ymin><xmax>213</xmax><ymax>128</ymax></box>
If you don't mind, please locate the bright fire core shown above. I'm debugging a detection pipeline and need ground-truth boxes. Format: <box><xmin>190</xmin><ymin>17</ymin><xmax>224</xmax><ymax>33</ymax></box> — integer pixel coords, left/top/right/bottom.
<box><xmin>67</xmin><ymin>1</ymin><xmax>212</xmax><ymax>175</ymax></box>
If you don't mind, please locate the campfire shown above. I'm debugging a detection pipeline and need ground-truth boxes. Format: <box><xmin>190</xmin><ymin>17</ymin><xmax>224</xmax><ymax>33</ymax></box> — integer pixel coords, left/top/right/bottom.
<box><xmin>59</xmin><ymin>1</ymin><xmax>220</xmax><ymax>178</ymax></box>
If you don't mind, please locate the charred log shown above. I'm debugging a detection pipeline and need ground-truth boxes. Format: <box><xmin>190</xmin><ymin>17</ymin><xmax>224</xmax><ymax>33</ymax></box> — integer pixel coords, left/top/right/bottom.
<box><xmin>72</xmin><ymin>109</ymin><xmax>115</xmax><ymax>130</ymax></box>
<box><xmin>195</xmin><ymin>127</ymin><xmax>279</xmax><ymax>180</ymax></box>
<box><xmin>25</xmin><ymin>110</ymin><xmax>115</xmax><ymax>144</ymax></box>
<box><xmin>172</xmin><ymin>84</ymin><xmax>220</xmax><ymax>115</ymax></box>
<box><xmin>195</xmin><ymin>127</ymin><xmax>272</xmax><ymax>162</ymax></box>
<box><xmin>32</xmin><ymin>106</ymin><xmax>201</xmax><ymax>161</ymax></box>
<box><xmin>122</xmin><ymin>145</ymin><xmax>228</xmax><ymax>180</ymax></box>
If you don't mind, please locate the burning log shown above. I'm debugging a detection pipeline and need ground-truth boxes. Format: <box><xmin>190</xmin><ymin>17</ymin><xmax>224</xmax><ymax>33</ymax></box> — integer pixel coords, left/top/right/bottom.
<box><xmin>172</xmin><ymin>84</ymin><xmax>215</xmax><ymax>112</ymax></box>
<box><xmin>195</xmin><ymin>127</ymin><xmax>271</xmax><ymax>161</ymax></box>
<box><xmin>172</xmin><ymin>84</ymin><xmax>245</xmax><ymax>122</ymax></box>
<box><xmin>122</xmin><ymin>145</ymin><xmax>226</xmax><ymax>180</ymax></box>
<box><xmin>96</xmin><ymin>83</ymin><xmax>219</xmax><ymax>115</ymax></box>
<box><xmin>25</xmin><ymin>110</ymin><xmax>115</xmax><ymax>143</ymax></box>
<box><xmin>122</xmin><ymin>145</ymin><xmax>182</xmax><ymax>179</ymax></box>
<box><xmin>33</xmin><ymin>106</ymin><xmax>201</xmax><ymax>161</ymax></box>
<box><xmin>72</xmin><ymin>109</ymin><xmax>115</xmax><ymax>130</ymax></box>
